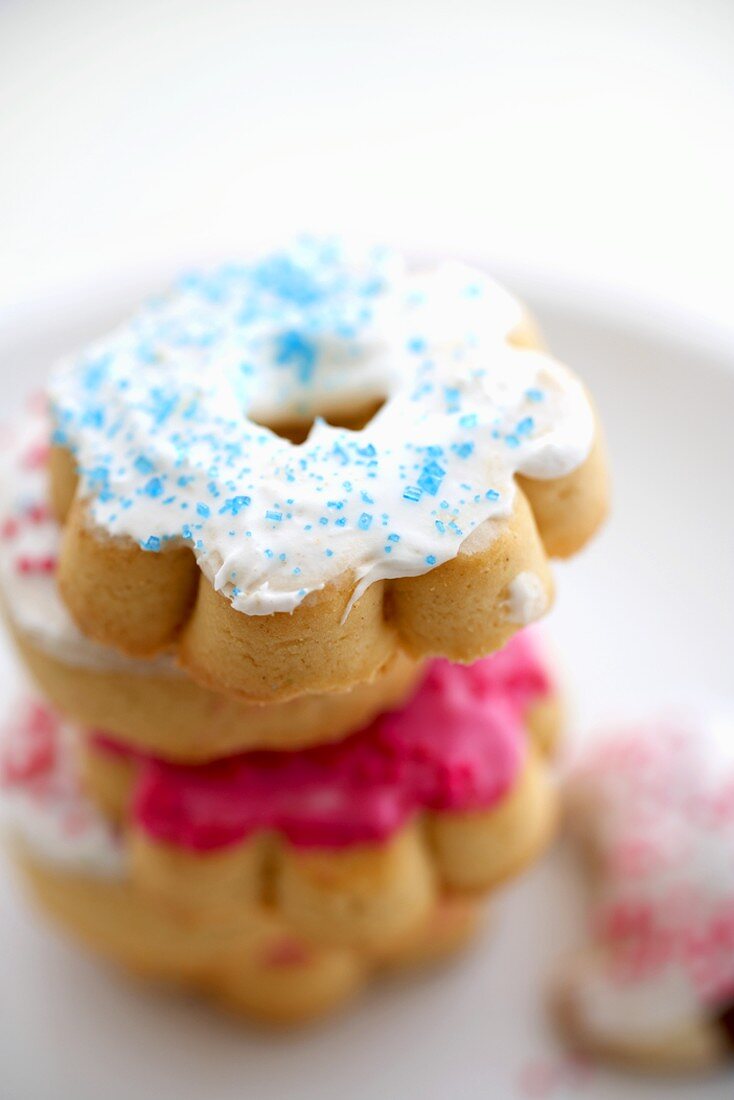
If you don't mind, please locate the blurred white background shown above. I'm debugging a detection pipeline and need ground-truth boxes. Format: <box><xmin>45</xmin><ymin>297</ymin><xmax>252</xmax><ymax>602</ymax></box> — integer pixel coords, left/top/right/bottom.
<box><xmin>2</xmin><ymin>0</ymin><xmax>733</xmax><ymax>348</ymax></box>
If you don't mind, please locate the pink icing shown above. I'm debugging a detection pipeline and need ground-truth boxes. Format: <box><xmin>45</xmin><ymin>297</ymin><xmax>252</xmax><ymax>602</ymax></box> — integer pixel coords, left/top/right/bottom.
<box><xmin>1</xmin><ymin>632</ymin><xmax>552</xmax><ymax>855</ymax></box>
<box><xmin>94</xmin><ymin>629</ymin><xmax>551</xmax><ymax>852</ymax></box>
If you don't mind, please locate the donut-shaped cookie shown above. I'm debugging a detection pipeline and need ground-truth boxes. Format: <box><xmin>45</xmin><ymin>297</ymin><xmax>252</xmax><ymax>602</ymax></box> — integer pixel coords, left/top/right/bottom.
<box><xmin>47</xmin><ymin>241</ymin><xmax>608</xmax><ymax>702</ymax></box>
<box><xmin>13</xmin><ymin>853</ymin><xmax>482</xmax><ymax>1025</ymax></box>
<box><xmin>553</xmin><ymin>715</ymin><xmax>734</xmax><ymax>1073</ymax></box>
<box><xmin>0</xmin><ymin>408</ymin><xmax>420</xmax><ymax>757</ymax></box>
<box><xmin>1</xmin><ymin>646</ymin><xmax>558</xmax><ymax>1022</ymax></box>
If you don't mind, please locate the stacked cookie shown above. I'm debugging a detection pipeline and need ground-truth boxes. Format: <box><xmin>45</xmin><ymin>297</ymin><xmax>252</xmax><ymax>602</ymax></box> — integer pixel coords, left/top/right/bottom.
<box><xmin>0</xmin><ymin>241</ymin><xmax>608</xmax><ymax>1023</ymax></box>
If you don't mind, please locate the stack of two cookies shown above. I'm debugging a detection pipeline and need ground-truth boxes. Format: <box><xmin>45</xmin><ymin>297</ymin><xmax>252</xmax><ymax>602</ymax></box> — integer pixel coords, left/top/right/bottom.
<box><xmin>0</xmin><ymin>246</ymin><xmax>608</xmax><ymax>1023</ymax></box>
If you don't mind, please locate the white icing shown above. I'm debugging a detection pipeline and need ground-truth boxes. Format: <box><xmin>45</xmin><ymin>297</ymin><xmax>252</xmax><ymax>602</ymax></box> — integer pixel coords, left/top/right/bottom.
<box><xmin>49</xmin><ymin>240</ymin><xmax>595</xmax><ymax>616</ymax></box>
<box><xmin>0</xmin><ymin>408</ymin><xmax>178</xmax><ymax>676</ymax></box>
<box><xmin>0</xmin><ymin>706</ymin><xmax>124</xmax><ymax>878</ymax></box>
<box><xmin>506</xmin><ymin>571</ymin><xmax>548</xmax><ymax>625</ymax></box>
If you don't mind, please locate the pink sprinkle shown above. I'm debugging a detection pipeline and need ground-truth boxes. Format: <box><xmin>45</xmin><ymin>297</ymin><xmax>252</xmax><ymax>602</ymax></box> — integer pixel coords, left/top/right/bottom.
<box><xmin>24</xmin><ymin>501</ymin><xmax>51</xmax><ymax>524</ymax></box>
<box><xmin>263</xmin><ymin>937</ymin><xmax>310</xmax><ymax>969</ymax></box>
<box><xmin>22</xmin><ymin>443</ymin><xmax>50</xmax><ymax>470</ymax></box>
<box><xmin>15</xmin><ymin>555</ymin><xmax>57</xmax><ymax>575</ymax></box>
<box><xmin>0</xmin><ymin>518</ymin><xmax>19</xmax><ymax>540</ymax></box>
<box><xmin>62</xmin><ymin>807</ymin><xmax>93</xmax><ymax>837</ymax></box>
<box><xmin>1</xmin><ymin>707</ymin><xmax>56</xmax><ymax>783</ymax></box>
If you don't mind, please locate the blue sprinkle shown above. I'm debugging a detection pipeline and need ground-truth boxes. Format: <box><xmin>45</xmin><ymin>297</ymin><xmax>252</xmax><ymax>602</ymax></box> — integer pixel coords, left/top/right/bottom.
<box><xmin>387</xmin><ymin>533</ymin><xmax>400</xmax><ymax>543</ymax></box>
<box><xmin>459</xmin><ymin>413</ymin><xmax>477</xmax><ymax>429</ymax></box>
<box><xmin>265</xmin><ymin>510</ymin><xmax>283</xmax><ymax>522</ymax></box>
<box><xmin>505</xmin><ymin>434</ymin><xmax>520</xmax><ymax>448</ymax></box>
<box><xmin>144</xmin><ymin>477</ymin><xmax>164</xmax><ymax>498</ymax></box>
<box><xmin>319</xmin><ymin>517</ymin><xmax>328</xmax><ymax>526</ymax></box>
<box><xmin>274</xmin><ymin>330</ymin><xmax>318</xmax><ymax>384</ymax></box>
<box><xmin>418</xmin><ymin>460</ymin><xmax>445</xmax><ymax>496</ymax></box>
<box><xmin>360</xmin><ymin>490</ymin><xmax>374</xmax><ymax>505</ymax></box>
<box><xmin>452</xmin><ymin>442</ymin><xmax>474</xmax><ymax>459</ymax></box>
<box><xmin>403</xmin><ymin>486</ymin><xmax>422</xmax><ymax>503</ymax></box>
<box><xmin>86</xmin><ymin>466</ymin><xmax>109</xmax><ymax>486</ymax></box>
<box><xmin>444</xmin><ymin>386</ymin><xmax>461</xmax><ymax>413</ymax></box>
<box><xmin>525</xmin><ymin>387</ymin><xmax>544</xmax><ymax>402</ymax></box>
<box><xmin>81</xmin><ymin>408</ymin><xmax>105</xmax><ymax>429</ymax></box>
<box><xmin>425</xmin><ymin>554</ymin><xmax>437</xmax><ymax>565</ymax></box>
<box><xmin>325</xmin><ymin>548</ymin><xmax>334</xmax><ymax>557</ymax></box>
<box><xmin>81</xmin><ymin>355</ymin><xmax>111</xmax><ymax>392</ymax></box>
<box><xmin>485</xmin><ymin>489</ymin><xmax>500</xmax><ymax>501</ymax></box>
<box><xmin>196</xmin><ymin>502</ymin><xmax>210</xmax><ymax>518</ymax></box>
<box><xmin>358</xmin><ymin>512</ymin><xmax>373</xmax><ymax>530</ymax></box>
<box><xmin>141</xmin><ymin>535</ymin><xmax>161</xmax><ymax>551</ymax></box>
<box><xmin>435</xmin><ymin>520</ymin><xmax>446</xmax><ymax>534</ymax></box>
<box><xmin>516</xmin><ymin>416</ymin><xmax>534</xmax><ymax>436</ymax></box>
<box><xmin>407</xmin><ymin>336</ymin><xmax>426</xmax><ymax>354</ymax></box>
<box><xmin>219</xmin><ymin>495</ymin><xmax>251</xmax><ymax>516</ymax></box>
<box><xmin>335</xmin><ymin>516</ymin><xmax>347</xmax><ymax>527</ymax></box>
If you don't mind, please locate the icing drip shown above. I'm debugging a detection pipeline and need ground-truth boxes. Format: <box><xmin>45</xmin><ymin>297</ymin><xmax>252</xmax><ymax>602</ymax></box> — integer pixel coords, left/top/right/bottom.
<box><xmin>506</xmin><ymin>570</ymin><xmax>548</xmax><ymax>625</ymax></box>
<box><xmin>50</xmin><ymin>239</ymin><xmax>594</xmax><ymax>615</ymax></box>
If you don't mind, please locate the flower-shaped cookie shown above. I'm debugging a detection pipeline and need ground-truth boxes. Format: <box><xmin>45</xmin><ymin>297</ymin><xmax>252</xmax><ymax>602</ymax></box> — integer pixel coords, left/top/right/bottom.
<box><xmin>47</xmin><ymin>242</ymin><xmax>608</xmax><ymax>702</ymax></box>
<box><xmin>2</xmin><ymin>643</ymin><xmax>559</xmax><ymax>1024</ymax></box>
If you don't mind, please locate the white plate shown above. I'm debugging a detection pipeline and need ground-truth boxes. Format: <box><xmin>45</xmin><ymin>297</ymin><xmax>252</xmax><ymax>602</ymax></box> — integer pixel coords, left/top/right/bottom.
<box><xmin>0</xmin><ymin>282</ymin><xmax>732</xmax><ymax>1100</ymax></box>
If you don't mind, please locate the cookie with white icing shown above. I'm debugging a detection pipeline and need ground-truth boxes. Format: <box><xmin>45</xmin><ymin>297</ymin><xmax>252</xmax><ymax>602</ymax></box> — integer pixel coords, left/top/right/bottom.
<box><xmin>48</xmin><ymin>240</ymin><xmax>608</xmax><ymax>702</ymax></box>
<box><xmin>0</xmin><ymin>406</ymin><xmax>421</xmax><ymax>758</ymax></box>
<box><xmin>554</xmin><ymin>715</ymin><xmax>734</xmax><ymax>1072</ymax></box>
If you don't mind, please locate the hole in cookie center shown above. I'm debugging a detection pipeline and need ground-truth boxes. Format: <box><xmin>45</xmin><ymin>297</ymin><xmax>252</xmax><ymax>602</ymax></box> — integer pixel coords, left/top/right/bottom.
<box><xmin>251</xmin><ymin>397</ymin><xmax>386</xmax><ymax>444</ymax></box>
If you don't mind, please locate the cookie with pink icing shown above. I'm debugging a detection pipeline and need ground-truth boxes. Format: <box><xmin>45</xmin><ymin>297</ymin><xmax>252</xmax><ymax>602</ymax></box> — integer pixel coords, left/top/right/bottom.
<box><xmin>0</xmin><ymin>645</ymin><xmax>559</xmax><ymax>1024</ymax></box>
<box><xmin>94</xmin><ymin>642</ymin><xmax>547</xmax><ymax>853</ymax></box>
<box><xmin>554</xmin><ymin>715</ymin><xmax>734</xmax><ymax>1072</ymax></box>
